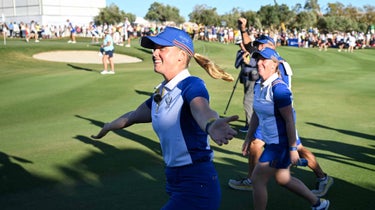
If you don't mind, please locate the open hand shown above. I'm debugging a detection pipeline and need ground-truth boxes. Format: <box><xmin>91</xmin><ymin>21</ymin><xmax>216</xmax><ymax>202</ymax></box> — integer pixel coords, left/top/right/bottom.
<box><xmin>208</xmin><ymin>115</ymin><xmax>239</xmax><ymax>146</ymax></box>
<box><xmin>91</xmin><ymin>123</ymin><xmax>111</xmax><ymax>139</ymax></box>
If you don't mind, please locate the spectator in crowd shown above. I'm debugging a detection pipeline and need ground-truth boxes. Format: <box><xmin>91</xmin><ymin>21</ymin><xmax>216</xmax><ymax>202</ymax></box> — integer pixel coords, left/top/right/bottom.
<box><xmin>26</xmin><ymin>20</ymin><xmax>39</xmax><ymax>43</ymax></box>
<box><xmin>1</xmin><ymin>22</ymin><xmax>8</xmax><ymax>43</ymax></box>
<box><xmin>66</xmin><ymin>19</ymin><xmax>76</xmax><ymax>43</ymax></box>
<box><xmin>7</xmin><ymin>22</ymin><xmax>13</xmax><ymax>37</ymax></box>
<box><xmin>123</xmin><ymin>17</ymin><xmax>133</xmax><ymax>47</ymax></box>
<box><xmin>19</xmin><ymin>21</ymin><xmax>26</xmax><ymax>38</ymax></box>
<box><xmin>336</xmin><ymin>32</ymin><xmax>345</xmax><ymax>52</ymax></box>
<box><xmin>13</xmin><ymin>21</ymin><xmax>20</xmax><ymax>37</ymax></box>
<box><xmin>89</xmin><ymin>21</ymin><xmax>99</xmax><ymax>44</ymax></box>
<box><xmin>347</xmin><ymin>33</ymin><xmax>356</xmax><ymax>53</ymax></box>
<box><xmin>318</xmin><ymin>33</ymin><xmax>328</xmax><ymax>51</ymax></box>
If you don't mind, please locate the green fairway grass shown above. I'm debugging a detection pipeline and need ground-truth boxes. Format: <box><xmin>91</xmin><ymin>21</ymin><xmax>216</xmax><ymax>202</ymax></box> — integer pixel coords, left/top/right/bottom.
<box><xmin>0</xmin><ymin>37</ymin><xmax>374</xmax><ymax>210</ymax></box>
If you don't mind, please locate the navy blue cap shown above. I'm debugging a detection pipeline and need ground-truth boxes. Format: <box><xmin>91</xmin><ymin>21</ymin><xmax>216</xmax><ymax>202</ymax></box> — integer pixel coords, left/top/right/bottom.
<box><xmin>254</xmin><ymin>35</ymin><xmax>275</xmax><ymax>46</ymax></box>
<box><xmin>140</xmin><ymin>27</ymin><xmax>194</xmax><ymax>56</ymax></box>
<box><xmin>253</xmin><ymin>47</ymin><xmax>280</xmax><ymax>60</ymax></box>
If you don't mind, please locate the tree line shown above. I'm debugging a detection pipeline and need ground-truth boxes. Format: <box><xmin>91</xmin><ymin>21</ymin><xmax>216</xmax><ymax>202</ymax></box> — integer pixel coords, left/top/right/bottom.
<box><xmin>95</xmin><ymin>0</ymin><xmax>375</xmax><ymax>33</ymax></box>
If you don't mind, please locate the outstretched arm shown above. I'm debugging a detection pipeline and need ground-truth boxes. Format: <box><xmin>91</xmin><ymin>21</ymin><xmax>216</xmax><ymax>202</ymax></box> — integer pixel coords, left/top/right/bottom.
<box><xmin>91</xmin><ymin>102</ymin><xmax>151</xmax><ymax>139</ymax></box>
<box><xmin>190</xmin><ymin>97</ymin><xmax>238</xmax><ymax>146</ymax></box>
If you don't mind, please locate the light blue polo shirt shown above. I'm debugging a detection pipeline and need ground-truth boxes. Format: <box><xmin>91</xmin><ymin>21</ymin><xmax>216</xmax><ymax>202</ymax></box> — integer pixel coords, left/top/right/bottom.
<box><xmin>103</xmin><ymin>34</ymin><xmax>114</xmax><ymax>51</ymax></box>
<box><xmin>146</xmin><ymin>70</ymin><xmax>213</xmax><ymax>167</ymax></box>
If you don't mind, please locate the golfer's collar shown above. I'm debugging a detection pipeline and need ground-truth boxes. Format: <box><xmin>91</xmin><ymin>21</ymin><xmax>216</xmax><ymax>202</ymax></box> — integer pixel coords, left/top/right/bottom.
<box><xmin>164</xmin><ymin>69</ymin><xmax>190</xmax><ymax>91</ymax></box>
<box><xmin>262</xmin><ymin>73</ymin><xmax>279</xmax><ymax>87</ymax></box>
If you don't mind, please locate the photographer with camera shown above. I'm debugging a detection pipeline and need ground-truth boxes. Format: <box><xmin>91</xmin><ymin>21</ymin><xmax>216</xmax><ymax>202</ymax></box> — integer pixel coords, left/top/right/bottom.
<box><xmin>229</xmin><ymin>18</ymin><xmax>333</xmax><ymax>201</ymax></box>
<box><xmin>234</xmin><ymin>37</ymin><xmax>259</xmax><ymax>133</ymax></box>
<box><xmin>224</xmin><ymin>19</ymin><xmax>258</xmax><ymax>129</ymax></box>
<box><xmin>232</xmin><ymin>18</ymin><xmax>258</xmax><ymax>133</ymax></box>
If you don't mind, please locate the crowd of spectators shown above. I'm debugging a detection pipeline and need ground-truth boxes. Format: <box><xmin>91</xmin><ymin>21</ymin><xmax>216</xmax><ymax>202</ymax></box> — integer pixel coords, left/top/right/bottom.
<box><xmin>1</xmin><ymin>19</ymin><xmax>375</xmax><ymax>51</ymax></box>
<box><xmin>280</xmin><ymin>26</ymin><xmax>375</xmax><ymax>51</ymax></box>
<box><xmin>1</xmin><ymin>20</ymin><xmax>73</xmax><ymax>40</ymax></box>
<box><xmin>0</xmin><ymin>20</ymin><xmax>166</xmax><ymax>45</ymax></box>
<box><xmin>183</xmin><ymin>24</ymin><xmax>375</xmax><ymax>51</ymax></box>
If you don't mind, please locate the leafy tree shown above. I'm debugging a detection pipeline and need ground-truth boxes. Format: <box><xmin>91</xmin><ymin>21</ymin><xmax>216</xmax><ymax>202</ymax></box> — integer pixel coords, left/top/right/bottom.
<box><xmin>256</xmin><ymin>4</ymin><xmax>294</xmax><ymax>31</ymax></box>
<box><xmin>344</xmin><ymin>5</ymin><xmax>361</xmax><ymax>21</ymax></box>
<box><xmin>145</xmin><ymin>2</ymin><xmax>185</xmax><ymax>24</ymax></box>
<box><xmin>220</xmin><ymin>8</ymin><xmax>242</xmax><ymax>29</ymax></box>
<box><xmin>316</xmin><ymin>16</ymin><xmax>328</xmax><ymax>31</ymax></box>
<box><xmin>304</xmin><ymin>0</ymin><xmax>322</xmax><ymax>16</ymax></box>
<box><xmin>292</xmin><ymin>11</ymin><xmax>317</xmax><ymax>30</ymax></box>
<box><xmin>277</xmin><ymin>4</ymin><xmax>296</xmax><ymax>29</ymax></box>
<box><xmin>291</xmin><ymin>3</ymin><xmax>303</xmax><ymax>14</ymax></box>
<box><xmin>325</xmin><ymin>2</ymin><xmax>346</xmax><ymax>16</ymax></box>
<box><xmin>102</xmin><ymin>1</ymin><xmax>375</xmax><ymax>34</ymax></box>
<box><xmin>240</xmin><ymin>10</ymin><xmax>261</xmax><ymax>29</ymax></box>
<box><xmin>257</xmin><ymin>5</ymin><xmax>280</xmax><ymax>29</ymax></box>
<box><xmin>188</xmin><ymin>4</ymin><xmax>220</xmax><ymax>26</ymax></box>
<box><xmin>362</xmin><ymin>5</ymin><xmax>375</xmax><ymax>25</ymax></box>
<box><xmin>144</xmin><ymin>2</ymin><xmax>162</xmax><ymax>21</ymax></box>
<box><xmin>324</xmin><ymin>3</ymin><xmax>373</xmax><ymax>32</ymax></box>
<box><xmin>324</xmin><ymin>15</ymin><xmax>358</xmax><ymax>32</ymax></box>
<box><xmin>94</xmin><ymin>4</ymin><xmax>135</xmax><ymax>25</ymax></box>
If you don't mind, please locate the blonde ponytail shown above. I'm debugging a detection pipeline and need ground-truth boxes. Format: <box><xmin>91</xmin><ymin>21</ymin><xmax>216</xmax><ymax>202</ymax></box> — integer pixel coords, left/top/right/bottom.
<box><xmin>193</xmin><ymin>53</ymin><xmax>234</xmax><ymax>82</ymax></box>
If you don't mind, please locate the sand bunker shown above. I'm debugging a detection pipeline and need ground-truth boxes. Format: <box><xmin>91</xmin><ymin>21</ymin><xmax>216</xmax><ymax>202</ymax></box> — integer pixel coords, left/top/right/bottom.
<box><xmin>33</xmin><ymin>50</ymin><xmax>142</xmax><ymax>64</ymax></box>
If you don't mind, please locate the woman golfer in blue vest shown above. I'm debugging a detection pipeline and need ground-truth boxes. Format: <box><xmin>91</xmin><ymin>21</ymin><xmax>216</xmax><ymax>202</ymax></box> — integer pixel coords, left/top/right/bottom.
<box><xmin>246</xmin><ymin>47</ymin><xmax>330</xmax><ymax>210</ymax></box>
<box><xmin>91</xmin><ymin>27</ymin><xmax>238</xmax><ymax>210</ymax></box>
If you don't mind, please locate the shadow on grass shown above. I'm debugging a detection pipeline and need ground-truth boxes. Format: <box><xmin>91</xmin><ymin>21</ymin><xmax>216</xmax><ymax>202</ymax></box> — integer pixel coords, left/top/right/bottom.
<box><xmin>306</xmin><ymin>122</ymin><xmax>375</xmax><ymax>140</ymax></box>
<box><xmin>0</xmin><ymin>115</ymin><xmax>165</xmax><ymax>209</ymax></box>
<box><xmin>0</xmin><ymin>136</ymin><xmax>166</xmax><ymax>210</ymax></box>
<box><xmin>0</xmin><ymin>151</ymin><xmax>57</xmax><ymax>195</ymax></box>
<box><xmin>67</xmin><ymin>63</ymin><xmax>95</xmax><ymax>72</ymax></box>
<box><xmin>300</xmin><ymin>136</ymin><xmax>375</xmax><ymax>172</ymax></box>
<box><xmin>1</xmin><ymin>118</ymin><xmax>375</xmax><ymax>209</ymax></box>
<box><xmin>75</xmin><ymin>115</ymin><xmax>161</xmax><ymax>156</ymax></box>
<box><xmin>303</xmin><ymin>122</ymin><xmax>375</xmax><ymax>170</ymax></box>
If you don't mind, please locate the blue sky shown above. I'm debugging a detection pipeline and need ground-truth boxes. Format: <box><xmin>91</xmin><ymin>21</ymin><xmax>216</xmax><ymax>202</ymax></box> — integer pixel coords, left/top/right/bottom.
<box><xmin>107</xmin><ymin>0</ymin><xmax>374</xmax><ymax>19</ymax></box>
